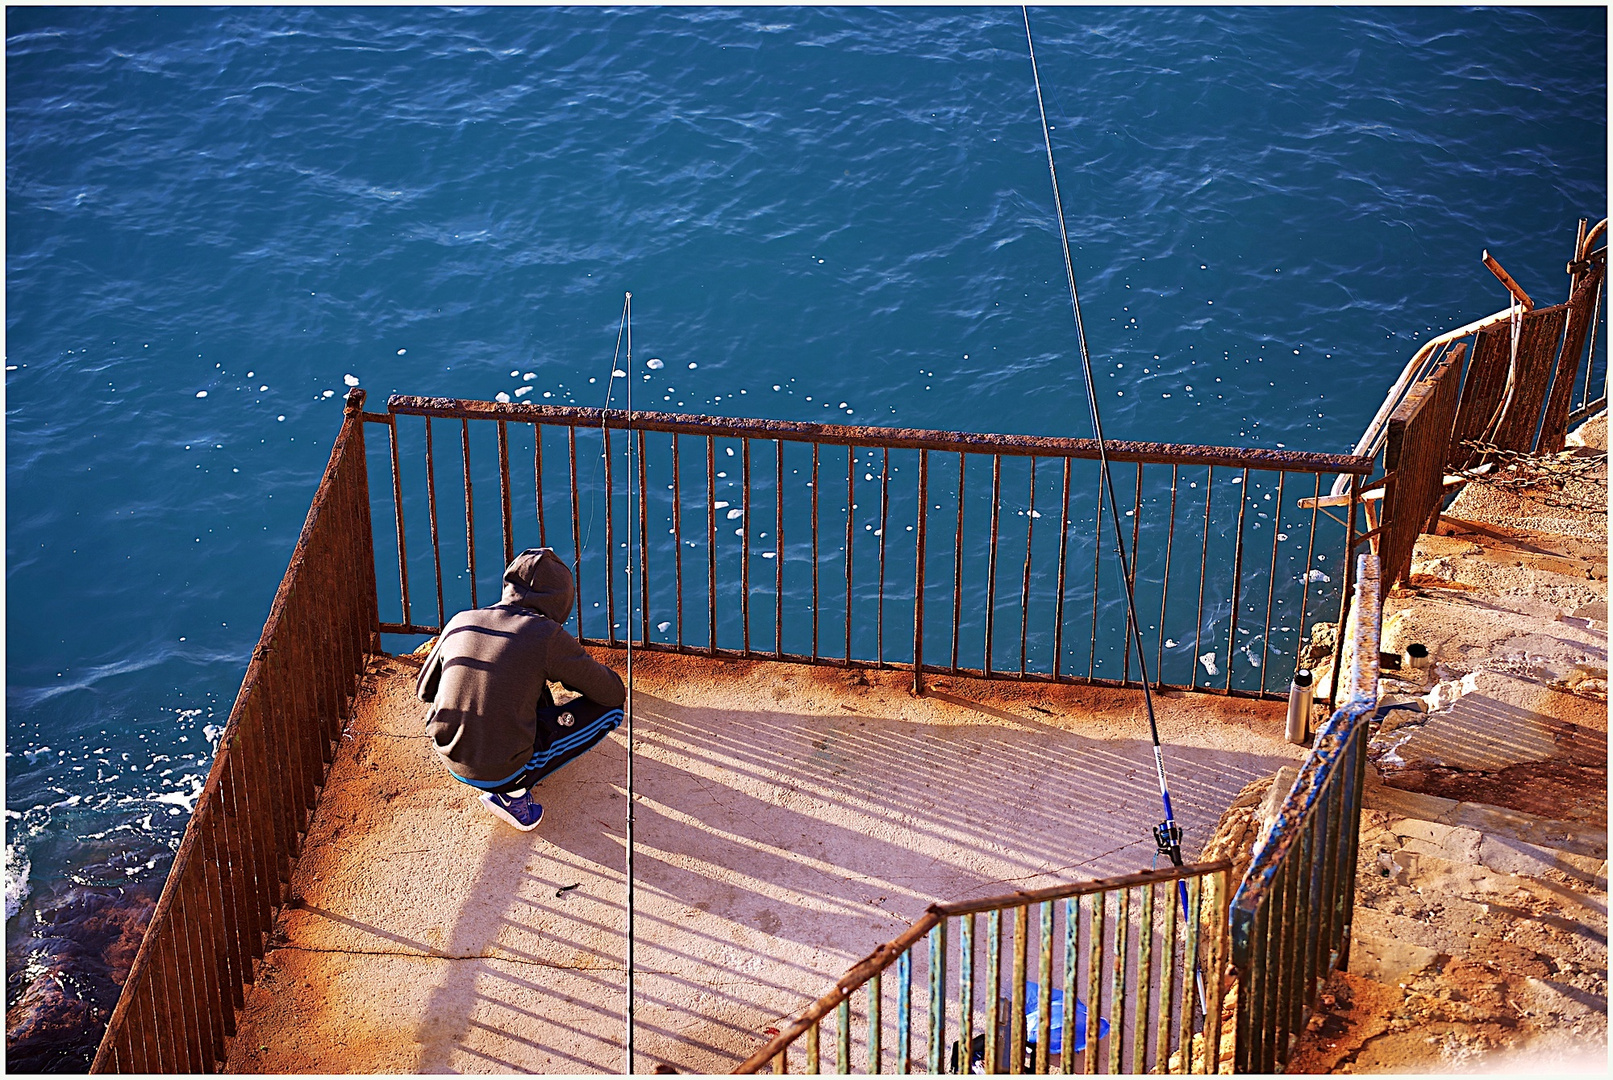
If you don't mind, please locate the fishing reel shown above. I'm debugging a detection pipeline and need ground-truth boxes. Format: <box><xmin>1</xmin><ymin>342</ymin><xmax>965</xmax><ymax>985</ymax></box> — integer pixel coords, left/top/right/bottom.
<box><xmin>1153</xmin><ymin>820</ymin><xmax>1183</xmax><ymax>866</ymax></box>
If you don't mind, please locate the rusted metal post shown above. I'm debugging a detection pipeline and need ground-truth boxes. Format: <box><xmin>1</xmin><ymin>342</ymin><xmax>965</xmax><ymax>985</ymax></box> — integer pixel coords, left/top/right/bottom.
<box><xmin>912</xmin><ymin>450</ymin><xmax>929</xmax><ymax>694</ymax></box>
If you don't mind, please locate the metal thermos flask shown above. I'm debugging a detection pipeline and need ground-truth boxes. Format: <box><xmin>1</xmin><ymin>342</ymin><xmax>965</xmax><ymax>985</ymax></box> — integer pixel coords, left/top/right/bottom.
<box><xmin>1286</xmin><ymin>669</ymin><xmax>1314</xmax><ymax>745</ymax></box>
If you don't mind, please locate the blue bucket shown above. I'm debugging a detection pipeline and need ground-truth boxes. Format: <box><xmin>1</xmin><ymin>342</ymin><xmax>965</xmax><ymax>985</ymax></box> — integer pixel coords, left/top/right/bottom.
<box><xmin>1023</xmin><ymin>982</ymin><xmax>1109</xmax><ymax>1054</ymax></box>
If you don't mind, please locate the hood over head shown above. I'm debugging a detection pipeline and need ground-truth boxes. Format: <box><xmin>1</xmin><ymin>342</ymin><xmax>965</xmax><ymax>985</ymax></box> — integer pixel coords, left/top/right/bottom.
<box><xmin>499</xmin><ymin>548</ymin><xmax>574</xmax><ymax>623</ymax></box>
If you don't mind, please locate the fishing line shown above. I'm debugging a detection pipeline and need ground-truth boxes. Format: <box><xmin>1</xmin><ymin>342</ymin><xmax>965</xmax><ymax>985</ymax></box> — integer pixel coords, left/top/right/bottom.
<box><xmin>621</xmin><ymin>293</ymin><xmax>638</xmax><ymax>1075</ymax></box>
<box><xmin>1023</xmin><ymin>7</ymin><xmax>1210</xmax><ymax>1018</ymax></box>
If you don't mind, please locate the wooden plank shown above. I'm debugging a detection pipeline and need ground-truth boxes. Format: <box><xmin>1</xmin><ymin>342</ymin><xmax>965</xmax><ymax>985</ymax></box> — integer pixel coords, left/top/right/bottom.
<box><xmin>1380</xmin><ymin>348</ymin><xmax>1464</xmax><ymax>589</ymax></box>
<box><xmin>1538</xmin><ymin>265</ymin><xmax>1605</xmax><ymax>451</ymax></box>
<box><xmin>1448</xmin><ymin>325</ymin><xmax>1514</xmax><ymax>471</ymax></box>
<box><xmin>1492</xmin><ymin>304</ymin><xmax>1570</xmax><ymax>453</ymax></box>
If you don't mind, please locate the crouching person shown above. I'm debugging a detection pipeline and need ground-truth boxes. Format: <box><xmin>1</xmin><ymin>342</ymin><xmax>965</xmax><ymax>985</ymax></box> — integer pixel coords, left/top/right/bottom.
<box><xmin>416</xmin><ymin>548</ymin><xmax>625</xmax><ymax>831</ymax></box>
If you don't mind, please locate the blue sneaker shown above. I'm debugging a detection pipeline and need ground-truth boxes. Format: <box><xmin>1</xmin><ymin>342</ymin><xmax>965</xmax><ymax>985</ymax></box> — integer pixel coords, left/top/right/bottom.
<box><xmin>479</xmin><ymin>790</ymin><xmax>544</xmax><ymax>831</ymax></box>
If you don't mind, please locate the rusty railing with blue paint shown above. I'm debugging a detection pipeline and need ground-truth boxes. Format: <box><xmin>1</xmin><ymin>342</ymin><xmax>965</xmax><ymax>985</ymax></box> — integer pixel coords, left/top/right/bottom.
<box><xmin>1227</xmin><ymin>554</ymin><xmax>1382</xmax><ymax>1073</ymax></box>
<box><xmin>734</xmin><ymin>862</ymin><xmax>1234</xmax><ymax>1075</ymax></box>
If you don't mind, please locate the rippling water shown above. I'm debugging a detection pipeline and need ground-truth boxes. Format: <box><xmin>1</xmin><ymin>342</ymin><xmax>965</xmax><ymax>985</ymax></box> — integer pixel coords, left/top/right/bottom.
<box><xmin>5</xmin><ymin>5</ymin><xmax>1604</xmax><ymax>1066</ymax></box>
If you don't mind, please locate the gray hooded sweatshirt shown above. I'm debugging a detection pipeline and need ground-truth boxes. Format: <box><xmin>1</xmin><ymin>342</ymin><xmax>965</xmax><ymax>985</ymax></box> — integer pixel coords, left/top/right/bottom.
<box><xmin>415</xmin><ymin>549</ymin><xmax>625</xmax><ymax>783</ymax></box>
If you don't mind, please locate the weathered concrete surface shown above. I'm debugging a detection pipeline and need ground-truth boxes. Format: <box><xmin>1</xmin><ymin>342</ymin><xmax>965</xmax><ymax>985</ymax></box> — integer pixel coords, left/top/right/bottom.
<box><xmin>1286</xmin><ymin>413</ymin><xmax>1608</xmax><ymax>1075</ymax></box>
<box><xmin>224</xmin><ymin>651</ymin><xmax>1301</xmax><ymax>1073</ymax></box>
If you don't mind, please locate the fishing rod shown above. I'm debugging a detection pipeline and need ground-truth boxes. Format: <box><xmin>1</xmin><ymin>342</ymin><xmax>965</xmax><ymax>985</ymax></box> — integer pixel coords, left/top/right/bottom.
<box><xmin>1022</xmin><ymin>7</ymin><xmax>1212</xmax><ymax>1020</ymax></box>
<box><xmin>1021</xmin><ymin>7</ymin><xmax>1184</xmax><ymax>875</ymax></box>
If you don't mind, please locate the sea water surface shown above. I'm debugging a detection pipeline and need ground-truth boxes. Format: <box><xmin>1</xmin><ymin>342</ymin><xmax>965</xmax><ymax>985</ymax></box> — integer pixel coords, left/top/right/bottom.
<box><xmin>5</xmin><ymin>5</ymin><xmax>1605</xmax><ymax>1067</ymax></box>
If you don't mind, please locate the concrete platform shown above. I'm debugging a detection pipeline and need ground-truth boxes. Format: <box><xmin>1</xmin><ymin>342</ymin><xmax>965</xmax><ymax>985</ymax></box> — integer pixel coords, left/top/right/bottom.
<box><xmin>224</xmin><ymin>651</ymin><xmax>1302</xmax><ymax>1074</ymax></box>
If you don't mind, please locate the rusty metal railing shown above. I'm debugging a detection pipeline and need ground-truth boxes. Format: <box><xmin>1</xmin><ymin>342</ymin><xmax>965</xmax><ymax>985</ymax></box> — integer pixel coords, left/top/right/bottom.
<box><xmin>734</xmin><ymin>862</ymin><xmax>1234</xmax><ymax>1075</ymax></box>
<box><xmin>1337</xmin><ymin>218</ymin><xmax>1607</xmax><ymax>497</ymax></box>
<box><xmin>1228</xmin><ymin>554</ymin><xmax>1381</xmax><ymax>1074</ymax></box>
<box><xmin>364</xmin><ymin>397</ymin><xmax>1369</xmax><ymax>700</ymax></box>
<box><xmin>89</xmin><ymin>391</ymin><xmax>380</xmax><ymax>1073</ymax></box>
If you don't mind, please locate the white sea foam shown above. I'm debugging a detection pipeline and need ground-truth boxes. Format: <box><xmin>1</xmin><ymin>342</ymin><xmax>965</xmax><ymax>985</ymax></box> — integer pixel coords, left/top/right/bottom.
<box><xmin>495</xmin><ymin>392</ymin><xmax>511</xmax><ymax>403</ymax></box>
<box><xmin>515</xmin><ymin>386</ymin><xmax>532</xmax><ymax>397</ymax></box>
<box><xmin>647</xmin><ymin>358</ymin><xmax>664</xmax><ymax>370</ymax></box>
<box><xmin>343</xmin><ymin>374</ymin><xmax>359</xmax><ymax>386</ymax></box>
<box><xmin>762</xmin><ymin>552</ymin><xmax>776</xmax><ymax>559</ymax></box>
<box><xmin>1305</xmin><ymin>569</ymin><xmax>1330</xmax><ymax>583</ymax></box>
<box><xmin>196</xmin><ymin>391</ymin><xmax>208</xmax><ymax>398</ymax></box>
<box><xmin>1198</xmin><ymin>652</ymin><xmax>1219</xmax><ymax>676</ymax></box>
<box><xmin>1277</xmin><ymin>533</ymin><xmax>1289</xmax><ymax>540</ymax></box>
<box><xmin>612</xmin><ymin>369</ymin><xmax>627</xmax><ymax>377</ymax></box>
<box><xmin>1164</xmin><ymin>639</ymin><xmax>1178</xmax><ymax>649</ymax></box>
<box><xmin>726</xmin><ymin>508</ymin><xmax>743</xmax><ymax>520</ymax></box>
<box><xmin>5</xmin><ymin>844</ymin><xmax>29</xmax><ymax>920</ymax></box>
<box><xmin>714</xmin><ymin>500</ymin><xmax>730</xmax><ymax>510</ymax></box>
<box><xmin>397</xmin><ymin>349</ymin><xmax>407</xmax><ymax>355</ymax></box>
<box><xmin>657</xmin><ymin>621</ymin><xmax>671</xmax><ymax>632</ymax></box>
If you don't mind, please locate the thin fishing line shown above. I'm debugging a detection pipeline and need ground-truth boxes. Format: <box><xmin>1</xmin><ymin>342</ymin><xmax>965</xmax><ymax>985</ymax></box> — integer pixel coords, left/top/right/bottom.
<box><xmin>1021</xmin><ymin>8</ymin><xmax>1184</xmax><ymax>868</ymax></box>
<box><xmin>582</xmin><ymin>296</ymin><xmax>632</xmax><ymax>558</ymax></box>
<box><xmin>622</xmin><ymin>292</ymin><xmax>637</xmax><ymax>1075</ymax></box>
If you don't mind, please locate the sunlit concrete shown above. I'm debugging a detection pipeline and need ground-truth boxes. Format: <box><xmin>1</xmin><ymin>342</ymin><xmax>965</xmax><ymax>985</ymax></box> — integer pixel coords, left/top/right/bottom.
<box><xmin>224</xmin><ymin>650</ymin><xmax>1302</xmax><ymax>1074</ymax></box>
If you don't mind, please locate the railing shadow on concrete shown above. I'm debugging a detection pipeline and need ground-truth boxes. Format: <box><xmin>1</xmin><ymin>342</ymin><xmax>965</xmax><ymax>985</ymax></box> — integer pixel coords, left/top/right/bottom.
<box><xmin>89</xmin><ymin>391</ymin><xmax>380</xmax><ymax>1073</ymax></box>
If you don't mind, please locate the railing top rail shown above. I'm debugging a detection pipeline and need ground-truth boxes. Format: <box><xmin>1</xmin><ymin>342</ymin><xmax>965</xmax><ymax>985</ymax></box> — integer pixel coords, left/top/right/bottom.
<box><xmin>928</xmin><ymin>857</ymin><xmax>1234</xmax><ymax>917</ymax></box>
<box><xmin>385</xmin><ymin>395</ymin><xmax>1373</xmax><ymax>474</ymax></box>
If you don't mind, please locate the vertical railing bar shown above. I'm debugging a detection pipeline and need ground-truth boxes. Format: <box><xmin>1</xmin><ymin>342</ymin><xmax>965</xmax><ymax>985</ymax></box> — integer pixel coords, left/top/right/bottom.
<box><xmin>1035</xmin><ymin>900</ymin><xmax>1054</xmax><ymax>1075</ymax></box>
<box><xmin>1062</xmin><ymin>897</ymin><xmax>1079</xmax><ymax>1077</ymax></box>
<box><xmin>534</xmin><ymin>422</ymin><xmax>547</xmax><ymax>548</ymax></box>
<box><xmin>878</xmin><ymin>446</ymin><xmax>891</xmax><ymax>667</ymax></box>
<box><xmin>1156</xmin><ymin>464</ymin><xmax>1179</xmax><ymax>688</ymax></box>
<box><xmin>1340</xmin><ymin>714</ymin><xmax>1370</xmax><ymax>970</ymax></box>
<box><xmin>897</xmin><ymin>946</ymin><xmax>913</xmax><ymax>1075</ymax></box>
<box><xmin>1156</xmin><ymin>874</ymin><xmax>1178</xmax><ymax>1073</ymax></box>
<box><xmin>638</xmin><ymin>428</ymin><xmax>650</xmax><ymax>645</ymax></box>
<box><xmin>158</xmin><ymin>911</ymin><xmax>199</xmax><ymax>1073</ymax></box>
<box><xmin>498</xmin><ymin>419</ymin><xmax>514</xmax><ymax>569</ymax></box>
<box><xmin>869</xmin><ymin>970</ymin><xmax>883</xmax><ymax>1074</ymax></box>
<box><xmin>1019</xmin><ymin>458</ymin><xmax>1037</xmax><ymax>678</ymax></box>
<box><xmin>174</xmin><ymin>883</ymin><xmax>209</xmax><ymax>1072</ymax></box>
<box><xmin>1233</xmin><ymin>900</ymin><xmax>1259</xmax><ymax>1075</ymax></box>
<box><xmin>1191</xmin><ymin>467</ymin><xmax>1213</xmax><ymax>690</ymax></box>
<box><xmin>1108</xmin><ymin>888</ymin><xmax>1129</xmax><ymax>1076</ymax></box>
<box><xmin>961</xmin><ymin>913</ymin><xmax>976</xmax><ymax>1077</ymax></box>
<box><xmin>1053</xmin><ymin>457</ymin><xmax>1072</xmax><ymax>681</ymax></box>
<box><xmin>461</xmin><ymin>418</ymin><xmax>478</xmax><ymax>610</ymax></box>
<box><xmin>1179</xmin><ymin>877</ymin><xmax>1201</xmax><ymax>1075</ymax></box>
<box><xmin>743</xmin><ymin>437</ymin><xmax>753</xmax><ymax>655</ymax></box>
<box><xmin>1296</xmin><ymin>472</ymin><xmax>1321</xmax><ymax>674</ymax></box>
<box><xmin>1010</xmin><ymin>904</ymin><xmax>1028</xmax><ymax>1075</ymax></box>
<box><xmin>1087</xmin><ymin>468</ymin><xmax>1104</xmax><ymax>681</ymax></box>
<box><xmin>673</xmin><ymin>435</ymin><xmax>684</xmax><ymax>649</ymax></box>
<box><xmin>1224</xmin><ymin>467</ymin><xmax>1250</xmax><ymax>694</ymax></box>
<box><xmin>212</xmin><ymin>764</ymin><xmax>250</xmax><ymax>1014</ymax></box>
<box><xmin>811</xmin><ymin>441</ymin><xmax>821</xmax><ymax>662</ymax></box>
<box><xmin>807</xmin><ymin>1020</ymin><xmax>821</xmax><ymax>1075</ymax></box>
<box><xmin>605</xmin><ymin>425</ymin><xmax>617</xmax><ymax>646</ymax></box>
<box><xmin>952</xmin><ymin>451</ymin><xmax>967</xmax><ymax>674</ymax></box>
<box><xmin>837</xmin><ymin>997</ymin><xmax>851</xmax><ymax>1075</ymax></box>
<box><xmin>845</xmin><ymin>445</ymin><xmax>856</xmax><ymax>665</ymax></box>
<box><xmin>1204</xmin><ymin>870</ymin><xmax>1229</xmax><ymax>1077</ymax></box>
<box><xmin>425</xmin><ymin>418</ymin><xmax>445</xmax><ymax>630</ymax></box>
<box><xmin>1319</xmin><ymin>759</ymin><xmax>1345</xmax><ymax>983</ymax></box>
<box><xmin>707</xmin><ymin>435</ymin><xmax>717</xmax><ymax>656</ymax></box>
<box><xmin>985</xmin><ymin>455</ymin><xmax>1002</xmax><ymax>678</ymax></box>
<box><xmin>386</xmin><ymin>416</ymin><xmax>411</xmax><ymax>628</ymax></box>
<box><xmin>986</xmin><ymin>908</ymin><xmax>1003</xmax><ymax>1076</ymax></box>
<box><xmin>1133</xmin><ymin>882</ymin><xmax>1153</xmax><ymax>1074</ymax></box>
<box><xmin>1287</xmin><ymin>826</ymin><xmax>1313</xmax><ymax>1057</ymax></box>
<box><xmin>1258</xmin><ymin>472</ymin><xmax>1286</xmax><ymax>696</ymax></box>
<box><xmin>775</xmin><ymin>439</ymin><xmax>784</xmax><ymax>659</ymax></box>
<box><xmin>928</xmin><ymin>918</ymin><xmax>948</xmax><ymax>1074</ymax></box>
<box><xmin>568</xmin><ymin>425</ymin><xmax>583</xmax><ymax>637</ymax></box>
<box><xmin>1121</xmin><ymin>463</ymin><xmax>1142</xmax><ymax>685</ymax></box>
<box><xmin>197</xmin><ymin>808</ymin><xmax>236</xmax><ymax>1041</ymax></box>
<box><xmin>845</xmin><ymin>444</ymin><xmax>858</xmax><ymax>664</ymax></box>
<box><xmin>1084</xmin><ymin>892</ymin><xmax>1104</xmax><ymax>1076</ymax></box>
<box><xmin>913</xmin><ymin>450</ymin><xmax>929</xmax><ymax>693</ymax></box>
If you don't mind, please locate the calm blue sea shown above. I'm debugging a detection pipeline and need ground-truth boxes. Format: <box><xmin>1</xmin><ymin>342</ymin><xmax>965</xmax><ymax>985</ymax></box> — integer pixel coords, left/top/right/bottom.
<box><xmin>5</xmin><ymin>5</ymin><xmax>1605</xmax><ymax>1064</ymax></box>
